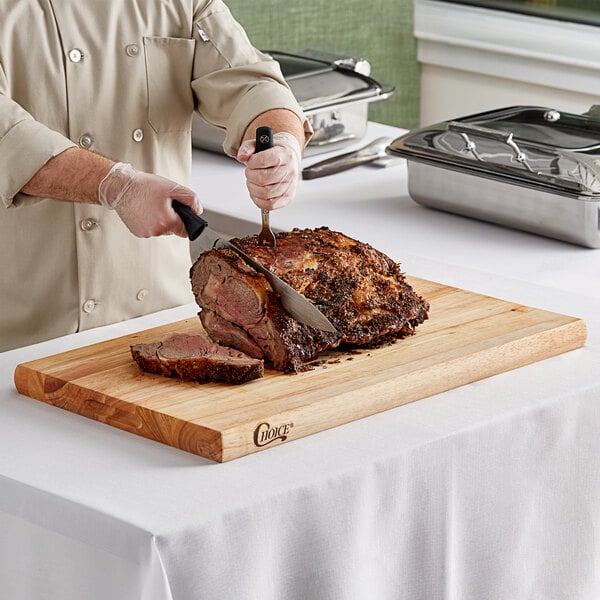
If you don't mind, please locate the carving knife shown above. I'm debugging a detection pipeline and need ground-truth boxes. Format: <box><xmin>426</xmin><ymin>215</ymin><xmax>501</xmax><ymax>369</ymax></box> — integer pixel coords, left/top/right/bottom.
<box><xmin>173</xmin><ymin>201</ymin><xmax>337</xmax><ymax>333</ymax></box>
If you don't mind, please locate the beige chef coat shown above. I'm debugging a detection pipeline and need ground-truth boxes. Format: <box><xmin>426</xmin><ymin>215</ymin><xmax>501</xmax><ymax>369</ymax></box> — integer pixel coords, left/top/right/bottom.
<box><xmin>0</xmin><ymin>0</ymin><xmax>309</xmax><ymax>352</ymax></box>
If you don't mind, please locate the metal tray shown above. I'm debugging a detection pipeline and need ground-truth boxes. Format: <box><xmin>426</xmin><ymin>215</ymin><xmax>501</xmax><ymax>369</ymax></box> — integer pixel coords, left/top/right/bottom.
<box><xmin>192</xmin><ymin>50</ymin><xmax>395</xmax><ymax>157</ymax></box>
<box><xmin>387</xmin><ymin>106</ymin><xmax>600</xmax><ymax>248</ymax></box>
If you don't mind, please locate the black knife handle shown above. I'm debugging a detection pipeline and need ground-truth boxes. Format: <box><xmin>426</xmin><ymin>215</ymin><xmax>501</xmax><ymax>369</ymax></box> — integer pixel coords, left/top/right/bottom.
<box><xmin>255</xmin><ymin>126</ymin><xmax>274</xmax><ymax>152</ymax></box>
<box><xmin>172</xmin><ymin>200</ymin><xmax>208</xmax><ymax>241</ymax></box>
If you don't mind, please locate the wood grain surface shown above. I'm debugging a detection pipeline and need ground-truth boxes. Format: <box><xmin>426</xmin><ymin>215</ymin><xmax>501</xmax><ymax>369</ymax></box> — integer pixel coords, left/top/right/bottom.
<box><xmin>13</xmin><ymin>278</ymin><xmax>587</xmax><ymax>462</ymax></box>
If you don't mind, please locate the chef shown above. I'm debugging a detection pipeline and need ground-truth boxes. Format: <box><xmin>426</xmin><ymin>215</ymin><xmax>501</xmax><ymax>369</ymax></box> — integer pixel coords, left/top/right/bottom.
<box><xmin>0</xmin><ymin>0</ymin><xmax>310</xmax><ymax>352</ymax></box>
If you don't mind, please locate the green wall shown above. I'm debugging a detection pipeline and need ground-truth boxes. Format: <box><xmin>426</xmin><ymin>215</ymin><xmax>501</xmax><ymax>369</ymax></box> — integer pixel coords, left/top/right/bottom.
<box><xmin>225</xmin><ymin>1</ymin><xmax>420</xmax><ymax>129</ymax></box>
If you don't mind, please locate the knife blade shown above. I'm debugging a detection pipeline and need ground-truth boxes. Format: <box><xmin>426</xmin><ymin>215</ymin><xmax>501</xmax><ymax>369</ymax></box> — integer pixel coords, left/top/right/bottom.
<box><xmin>172</xmin><ymin>201</ymin><xmax>337</xmax><ymax>333</ymax></box>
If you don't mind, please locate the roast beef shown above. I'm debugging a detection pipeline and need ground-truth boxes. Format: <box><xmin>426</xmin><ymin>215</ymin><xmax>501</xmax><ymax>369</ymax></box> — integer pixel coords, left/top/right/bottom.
<box><xmin>190</xmin><ymin>227</ymin><xmax>429</xmax><ymax>373</ymax></box>
<box><xmin>131</xmin><ymin>331</ymin><xmax>264</xmax><ymax>384</ymax></box>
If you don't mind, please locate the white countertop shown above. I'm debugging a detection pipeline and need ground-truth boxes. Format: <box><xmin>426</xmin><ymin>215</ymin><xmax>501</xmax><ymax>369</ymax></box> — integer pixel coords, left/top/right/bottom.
<box><xmin>1</xmin><ymin>122</ymin><xmax>599</xmax><ymax>600</ymax></box>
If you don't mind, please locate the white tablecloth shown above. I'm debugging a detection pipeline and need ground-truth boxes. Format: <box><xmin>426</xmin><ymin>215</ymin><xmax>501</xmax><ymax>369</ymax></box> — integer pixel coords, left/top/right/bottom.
<box><xmin>1</xmin><ymin>122</ymin><xmax>599</xmax><ymax>600</ymax></box>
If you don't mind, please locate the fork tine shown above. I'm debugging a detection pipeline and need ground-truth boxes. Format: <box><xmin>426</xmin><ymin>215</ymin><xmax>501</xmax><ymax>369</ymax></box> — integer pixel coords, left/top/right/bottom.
<box><xmin>258</xmin><ymin>208</ymin><xmax>276</xmax><ymax>247</ymax></box>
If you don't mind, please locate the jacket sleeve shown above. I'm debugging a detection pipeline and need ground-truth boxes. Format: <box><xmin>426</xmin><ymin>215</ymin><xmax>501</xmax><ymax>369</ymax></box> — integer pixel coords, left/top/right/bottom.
<box><xmin>0</xmin><ymin>62</ymin><xmax>76</xmax><ymax>208</ymax></box>
<box><xmin>190</xmin><ymin>0</ymin><xmax>311</xmax><ymax>157</ymax></box>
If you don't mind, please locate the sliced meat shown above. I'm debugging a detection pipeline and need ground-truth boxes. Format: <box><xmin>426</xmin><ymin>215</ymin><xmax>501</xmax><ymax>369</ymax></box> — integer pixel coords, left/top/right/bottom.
<box><xmin>199</xmin><ymin>308</ymin><xmax>264</xmax><ymax>359</ymax></box>
<box><xmin>131</xmin><ymin>331</ymin><xmax>263</xmax><ymax>384</ymax></box>
<box><xmin>190</xmin><ymin>227</ymin><xmax>429</xmax><ymax>373</ymax></box>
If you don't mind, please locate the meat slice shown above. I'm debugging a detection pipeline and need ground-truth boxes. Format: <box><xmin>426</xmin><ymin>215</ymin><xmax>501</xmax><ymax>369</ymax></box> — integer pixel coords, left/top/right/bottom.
<box><xmin>190</xmin><ymin>227</ymin><xmax>429</xmax><ymax>373</ymax></box>
<box><xmin>131</xmin><ymin>331</ymin><xmax>264</xmax><ymax>384</ymax></box>
<box><xmin>199</xmin><ymin>309</ymin><xmax>264</xmax><ymax>359</ymax></box>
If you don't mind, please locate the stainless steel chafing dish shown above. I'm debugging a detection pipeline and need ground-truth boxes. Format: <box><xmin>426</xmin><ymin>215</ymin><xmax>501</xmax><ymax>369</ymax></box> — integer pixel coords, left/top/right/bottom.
<box><xmin>192</xmin><ymin>50</ymin><xmax>395</xmax><ymax>157</ymax></box>
<box><xmin>387</xmin><ymin>106</ymin><xmax>600</xmax><ymax>248</ymax></box>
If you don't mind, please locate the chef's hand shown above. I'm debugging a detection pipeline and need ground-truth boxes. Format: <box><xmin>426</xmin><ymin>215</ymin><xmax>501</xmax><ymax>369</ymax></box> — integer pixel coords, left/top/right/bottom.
<box><xmin>97</xmin><ymin>162</ymin><xmax>201</xmax><ymax>238</ymax></box>
<box><xmin>237</xmin><ymin>132</ymin><xmax>301</xmax><ymax>210</ymax></box>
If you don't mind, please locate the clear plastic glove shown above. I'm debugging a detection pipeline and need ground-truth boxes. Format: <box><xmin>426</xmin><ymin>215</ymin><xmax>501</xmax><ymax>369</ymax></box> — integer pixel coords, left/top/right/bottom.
<box><xmin>236</xmin><ymin>132</ymin><xmax>301</xmax><ymax>210</ymax></box>
<box><xmin>97</xmin><ymin>163</ymin><xmax>201</xmax><ymax>238</ymax></box>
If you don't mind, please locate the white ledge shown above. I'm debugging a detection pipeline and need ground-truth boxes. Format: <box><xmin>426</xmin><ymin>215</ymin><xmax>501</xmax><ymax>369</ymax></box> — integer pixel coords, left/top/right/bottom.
<box><xmin>414</xmin><ymin>0</ymin><xmax>600</xmax><ymax>95</ymax></box>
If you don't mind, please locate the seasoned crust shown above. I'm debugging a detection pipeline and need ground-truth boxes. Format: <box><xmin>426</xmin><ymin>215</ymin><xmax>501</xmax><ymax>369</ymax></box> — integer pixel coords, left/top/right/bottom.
<box><xmin>233</xmin><ymin>227</ymin><xmax>430</xmax><ymax>346</ymax></box>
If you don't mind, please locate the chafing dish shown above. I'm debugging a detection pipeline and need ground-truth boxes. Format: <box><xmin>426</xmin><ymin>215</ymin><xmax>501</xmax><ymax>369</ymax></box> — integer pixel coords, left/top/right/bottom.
<box><xmin>387</xmin><ymin>106</ymin><xmax>600</xmax><ymax>248</ymax></box>
<box><xmin>192</xmin><ymin>50</ymin><xmax>395</xmax><ymax>157</ymax></box>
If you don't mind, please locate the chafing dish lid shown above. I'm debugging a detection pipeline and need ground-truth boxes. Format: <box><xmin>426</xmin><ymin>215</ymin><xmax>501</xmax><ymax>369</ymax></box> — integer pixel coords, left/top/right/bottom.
<box><xmin>264</xmin><ymin>50</ymin><xmax>395</xmax><ymax>113</ymax></box>
<box><xmin>388</xmin><ymin>106</ymin><xmax>600</xmax><ymax>198</ymax></box>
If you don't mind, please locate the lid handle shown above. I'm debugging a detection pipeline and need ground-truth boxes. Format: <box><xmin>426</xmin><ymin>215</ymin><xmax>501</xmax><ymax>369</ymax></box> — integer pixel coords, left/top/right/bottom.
<box><xmin>447</xmin><ymin>121</ymin><xmax>534</xmax><ymax>172</ymax></box>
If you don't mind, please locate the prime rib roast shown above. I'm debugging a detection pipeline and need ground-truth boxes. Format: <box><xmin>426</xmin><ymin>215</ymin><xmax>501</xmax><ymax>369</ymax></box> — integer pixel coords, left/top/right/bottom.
<box><xmin>189</xmin><ymin>227</ymin><xmax>429</xmax><ymax>374</ymax></box>
<box><xmin>132</xmin><ymin>227</ymin><xmax>429</xmax><ymax>382</ymax></box>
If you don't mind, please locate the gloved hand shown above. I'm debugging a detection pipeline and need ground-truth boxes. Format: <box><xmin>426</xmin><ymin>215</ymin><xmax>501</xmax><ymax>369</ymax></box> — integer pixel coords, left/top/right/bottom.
<box><xmin>236</xmin><ymin>132</ymin><xmax>302</xmax><ymax>210</ymax></box>
<box><xmin>97</xmin><ymin>162</ymin><xmax>201</xmax><ymax>238</ymax></box>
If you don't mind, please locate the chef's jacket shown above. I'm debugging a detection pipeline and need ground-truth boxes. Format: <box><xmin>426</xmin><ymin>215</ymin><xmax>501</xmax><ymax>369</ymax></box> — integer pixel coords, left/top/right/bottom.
<box><xmin>0</xmin><ymin>0</ymin><xmax>309</xmax><ymax>351</ymax></box>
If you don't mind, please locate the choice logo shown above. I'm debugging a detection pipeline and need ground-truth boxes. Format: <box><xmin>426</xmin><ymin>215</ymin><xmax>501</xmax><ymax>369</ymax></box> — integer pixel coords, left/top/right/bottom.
<box><xmin>253</xmin><ymin>421</ymin><xmax>294</xmax><ymax>447</ymax></box>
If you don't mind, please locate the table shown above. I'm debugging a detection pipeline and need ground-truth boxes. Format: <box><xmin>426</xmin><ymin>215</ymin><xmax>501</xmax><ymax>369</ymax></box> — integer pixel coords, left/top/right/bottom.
<box><xmin>1</xmin><ymin>122</ymin><xmax>599</xmax><ymax>600</ymax></box>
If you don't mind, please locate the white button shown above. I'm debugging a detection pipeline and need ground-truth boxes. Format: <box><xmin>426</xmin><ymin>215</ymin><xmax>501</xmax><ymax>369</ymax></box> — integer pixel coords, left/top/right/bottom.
<box><xmin>68</xmin><ymin>48</ymin><xmax>83</xmax><ymax>63</ymax></box>
<box><xmin>82</xmin><ymin>299</ymin><xmax>96</xmax><ymax>314</ymax></box>
<box><xmin>132</xmin><ymin>128</ymin><xmax>144</xmax><ymax>142</ymax></box>
<box><xmin>79</xmin><ymin>134</ymin><xmax>93</xmax><ymax>149</ymax></box>
<box><xmin>136</xmin><ymin>289</ymin><xmax>149</xmax><ymax>301</ymax></box>
<box><xmin>125</xmin><ymin>44</ymin><xmax>139</xmax><ymax>57</ymax></box>
<box><xmin>80</xmin><ymin>218</ymin><xmax>98</xmax><ymax>231</ymax></box>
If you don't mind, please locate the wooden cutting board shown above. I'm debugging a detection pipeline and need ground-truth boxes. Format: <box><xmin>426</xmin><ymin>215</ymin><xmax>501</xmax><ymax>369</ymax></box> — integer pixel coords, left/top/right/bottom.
<box><xmin>14</xmin><ymin>277</ymin><xmax>587</xmax><ymax>462</ymax></box>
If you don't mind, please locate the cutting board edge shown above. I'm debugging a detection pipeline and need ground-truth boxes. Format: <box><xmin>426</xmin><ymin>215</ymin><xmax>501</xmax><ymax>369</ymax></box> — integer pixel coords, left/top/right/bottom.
<box><xmin>215</xmin><ymin>315</ymin><xmax>587</xmax><ymax>461</ymax></box>
<box><xmin>14</xmin><ymin>363</ymin><xmax>63</xmax><ymax>399</ymax></box>
<box><xmin>14</xmin><ymin>365</ymin><xmax>225</xmax><ymax>462</ymax></box>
